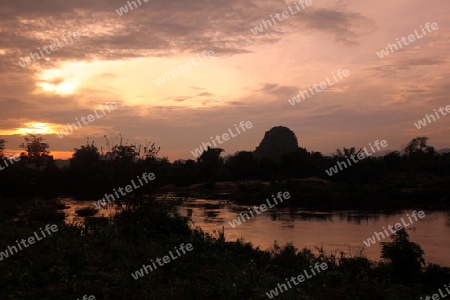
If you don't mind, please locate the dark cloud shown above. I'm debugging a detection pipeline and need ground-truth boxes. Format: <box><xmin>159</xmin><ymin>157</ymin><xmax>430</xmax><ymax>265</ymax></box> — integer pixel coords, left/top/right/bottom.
<box><xmin>403</xmin><ymin>57</ymin><xmax>446</xmax><ymax>66</ymax></box>
<box><xmin>0</xmin><ymin>98</ymin><xmax>31</xmax><ymax>118</ymax></box>
<box><xmin>257</xmin><ymin>83</ymin><xmax>300</xmax><ymax>99</ymax></box>
<box><xmin>0</xmin><ymin>0</ymin><xmax>375</xmax><ymax>73</ymax></box>
<box><xmin>300</xmin><ymin>8</ymin><xmax>375</xmax><ymax>46</ymax></box>
<box><xmin>368</xmin><ymin>55</ymin><xmax>446</xmax><ymax>78</ymax></box>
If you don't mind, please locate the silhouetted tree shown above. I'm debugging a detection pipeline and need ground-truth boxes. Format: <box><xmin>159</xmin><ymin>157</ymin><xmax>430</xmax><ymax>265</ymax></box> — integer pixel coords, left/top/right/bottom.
<box><xmin>258</xmin><ymin>158</ymin><xmax>278</xmax><ymax>181</ymax></box>
<box><xmin>71</xmin><ymin>141</ymin><xmax>100</xmax><ymax>169</ymax></box>
<box><xmin>404</xmin><ymin>137</ymin><xmax>434</xmax><ymax>156</ymax></box>
<box><xmin>198</xmin><ymin>147</ymin><xmax>224</xmax><ymax>181</ymax></box>
<box><xmin>383</xmin><ymin>151</ymin><xmax>402</xmax><ymax>169</ymax></box>
<box><xmin>94</xmin><ymin>135</ymin><xmax>161</xmax><ymax>210</ymax></box>
<box><xmin>170</xmin><ymin>159</ymin><xmax>199</xmax><ymax>186</ymax></box>
<box><xmin>227</xmin><ymin>151</ymin><xmax>258</xmax><ymax>181</ymax></box>
<box><xmin>103</xmin><ymin>134</ymin><xmax>137</xmax><ymax>161</ymax></box>
<box><xmin>309</xmin><ymin>151</ymin><xmax>326</xmax><ymax>173</ymax></box>
<box><xmin>67</xmin><ymin>141</ymin><xmax>102</xmax><ymax>194</ymax></box>
<box><xmin>100</xmin><ymin>135</ymin><xmax>160</xmax><ymax>184</ymax></box>
<box><xmin>381</xmin><ymin>228</ymin><xmax>425</xmax><ymax>284</ymax></box>
<box><xmin>281</xmin><ymin>148</ymin><xmax>312</xmax><ymax>177</ymax></box>
<box><xmin>102</xmin><ymin>134</ymin><xmax>160</xmax><ymax>162</ymax></box>
<box><xmin>19</xmin><ymin>134</ymin><xmax>51</xmax><ymax>170</ymax></box>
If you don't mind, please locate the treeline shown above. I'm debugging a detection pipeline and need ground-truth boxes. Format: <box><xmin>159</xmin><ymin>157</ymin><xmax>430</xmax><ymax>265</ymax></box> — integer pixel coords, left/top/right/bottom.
<box><xmin>0</xmin><ymin>135</ymin><xmax>449</xmax><ymax>199</ymax></box>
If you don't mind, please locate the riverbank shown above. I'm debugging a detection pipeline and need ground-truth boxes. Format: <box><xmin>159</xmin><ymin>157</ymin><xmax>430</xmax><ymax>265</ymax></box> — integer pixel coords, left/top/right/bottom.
<box><xmin>1</xmin><ymin>196</ymin><xmax>450</xmax><ymax>299</ymax></box>
<box><xmin>156</xmin><ymin>175</ymin><xmax>450</xmax><ymax>211</ymax></box>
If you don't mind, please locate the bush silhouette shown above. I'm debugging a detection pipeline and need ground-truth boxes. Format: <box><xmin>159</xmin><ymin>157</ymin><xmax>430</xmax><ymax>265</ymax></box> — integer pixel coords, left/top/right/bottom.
<box><xmin>380</xmin><ymin>228</ymin><xmax>425</xmax><ymax>284</ymax></box>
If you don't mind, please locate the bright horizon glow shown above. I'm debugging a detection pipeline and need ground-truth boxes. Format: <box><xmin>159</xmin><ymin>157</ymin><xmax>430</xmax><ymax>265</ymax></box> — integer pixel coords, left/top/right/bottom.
<box><xmin>0</xmin><ymin>0</ymin><xmax>449</xmax><ymax>162</ymax></box>
<box><xmin>17</xmin><ymin>123</ymin><xmax>52</xmax><ymax>135</ymax></box>
<box><xmin>0</xmin><ymin>122</ymin><xmax>63</xmax><ymax>135</ymax></box>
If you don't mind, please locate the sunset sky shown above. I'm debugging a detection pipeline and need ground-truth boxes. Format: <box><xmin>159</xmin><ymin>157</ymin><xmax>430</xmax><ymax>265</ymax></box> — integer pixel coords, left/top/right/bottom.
<box><xmin>1</xmin><ymin>0</ymin><xmax>449</xmax><ymax>161</ymax></box>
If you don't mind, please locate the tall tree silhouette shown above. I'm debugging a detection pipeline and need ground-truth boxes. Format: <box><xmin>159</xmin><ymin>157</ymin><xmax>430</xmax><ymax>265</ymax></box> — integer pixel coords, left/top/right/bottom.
<box><xmin>71</xmin><ymin>141</ymin><xmax>100</xmax><ymax>169</ymax></box>
<box><xmin>404</xmin><ymin>137</ymin><xmax>435</xmax><ymax>156</ymax></box>
<box><xmin>381</xmin><ymin>228</ymin><xmax>425</xmax><ymax>284</ymax></box>
<box><xmin>19</xmin><ymin>134</ymin><xmax>50</xmax><ymax>170</ymax></box>
<box><xmin>227</xmin><ymin>151</ymin><xmax>258</xmax><ymax>181</ymax></box>
<box><xmin>198</xmin><ymin>147</ymin><xmax>224</xmax><ymax>181</ymax></box>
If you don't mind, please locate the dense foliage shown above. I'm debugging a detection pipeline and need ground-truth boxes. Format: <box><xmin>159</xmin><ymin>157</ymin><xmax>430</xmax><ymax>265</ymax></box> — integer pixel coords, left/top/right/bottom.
<box><xmin>0</xmin><ymin>134</ymin><xmax>449</xmax><ymax>299</ymax></box>
<box><xmin>0</xmin><ymin>196</ymin><xmax>449</xmax><ymax>299</ymax></box>
<box><xmin>0</xmin><ymin>135</ymin><xmax>449</xmax><ymax>211</ymax></box>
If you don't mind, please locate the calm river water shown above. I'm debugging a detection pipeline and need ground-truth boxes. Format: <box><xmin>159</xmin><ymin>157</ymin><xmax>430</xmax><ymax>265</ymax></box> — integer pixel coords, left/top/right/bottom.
<box><xmin>177</xmin><ymin>198</ymin><xmax>450</xmax><ymax>267</ymax></box>
<box><xmin>61</xmin><ymin>197</ymin><xmax>450</xmax><ymax>267</ymax></box>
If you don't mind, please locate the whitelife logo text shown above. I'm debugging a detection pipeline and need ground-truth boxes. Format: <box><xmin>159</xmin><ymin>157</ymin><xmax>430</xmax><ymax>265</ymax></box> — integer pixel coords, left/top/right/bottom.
<box><xmin>131</xmin><ymin>243</ymin><xmax>193</xmax><ymax>280</ymax></box>
<box><xmin>376</xmin><ymin>22</ymin><xmax>439</xmax><ymax>58</ymax></box>
<box><xmin>363</xmin><ymin>210</ymin><xmax>425</xmax><ymax>247</ymax></box>
<box><xmin>0</xmin><ymin>154</ymin><xmax>20</xmax><ymax>172</ymax></box>
<box><xmin>191</xmin><ymin>121</ymin><xmax>253</xmax><ymax>158</ymax></box>
<box><xmin>420</xmin><ymin>283</ymin><xmax>450</xmax><ymax>300</ymax></box>
<box><xmin>288</xmin><ymin>69</ymin><xmax>350</xmax><ymax>106</ymax></box>
<box><xmin>266</xmin><ymin>262</ymin><xmax>328</xmax><ymax>298</ymax></box>
<box><xmin>153</xmin><ymin>50</ymin><xmax>215</xmax><ymax>87</ymax></box>
<box><xmin>57</xmin><ymin>102</ymin><xmax>118</xmax><ymax>138</ymax></box>
<box><xmin>115</xmin><ymin>0</ymin><xmax>149</xmax><ymax>16</ymax></box>
<box><xmin>228</xmin><ymin>192</ymin><xmax>290</xmax><ymax>228</ymax></box>
<box><xmin>251</xmin><ymin>0</ymin><xmax>312</xmax><ymax>35</ymax></box>
<box><xmin>325</xmin><ymin>140</ymin><xmax>388</xmax><ymax>176</ymax></box>
<box><xmin>93</xmin><ymin>172</ymin><xmax>155</xmax><ymax>208</ymax></box>
<box><xmin>0</xmin><ymin>224</ymin><xmax>58</xmax><ymax>262</ymax></box>
<box><xmin>414</xmin><ymin>105</ymin><xmax>450</xmax><ymax>129</ymax></box>
<box><xmin>18</xmin><ymin>32</ymin><xmax>81</xmax><ymax>68</ymax></box>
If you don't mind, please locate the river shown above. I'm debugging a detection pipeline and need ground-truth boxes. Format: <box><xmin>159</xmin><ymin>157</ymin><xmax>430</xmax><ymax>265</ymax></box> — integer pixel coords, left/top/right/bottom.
<box><xmin>61</xmin><ymin>196</ymin><xmax>450</xmax><ymax>267</ymax></box>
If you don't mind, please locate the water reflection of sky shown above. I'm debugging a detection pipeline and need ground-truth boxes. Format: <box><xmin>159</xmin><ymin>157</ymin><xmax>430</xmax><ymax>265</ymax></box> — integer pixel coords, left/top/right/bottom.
<box><xmin>60</xmin><ymin>197</ymin><xmax>118</xmax><ymax>224</ymax></box>
<box><xmin>59</xmin><ymin>197</ymin><xmax>450</xmax><ymax>267</ymax></box>
<box><xmin>178</xmin><ymin>198</ymin><xmax>450</xmax><ymax>267</ymax></box>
